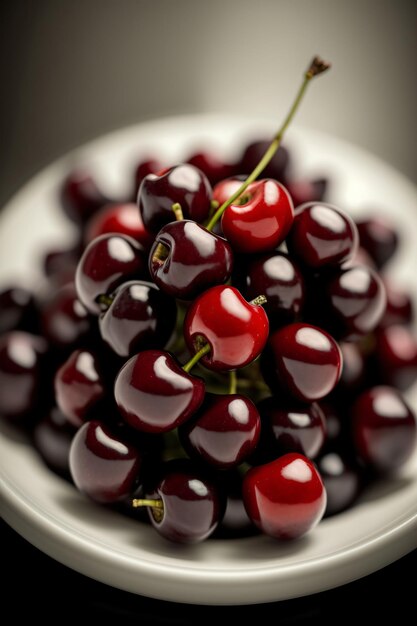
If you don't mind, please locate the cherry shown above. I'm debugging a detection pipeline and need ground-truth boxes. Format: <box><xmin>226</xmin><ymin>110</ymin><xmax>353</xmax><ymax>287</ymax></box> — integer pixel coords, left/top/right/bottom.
<box><xmin>149</xmin><ymin>220</ymin><xmax>233</xmax><ymax>300</ymax></box>
<box><xmin>32</xmin><ymin>406</ymin><xmax>76</xmax><ymax>478</ymax></box>
<box><xmin>242</xmin><ymin>452</ymin><xmax>327</xmax><ymax>539</ymax></box>
<box><xmin>316</xmin><ymin>451</ymin><xmax>362</xmax><ymax>516</ymax></box>
<box><xmin>85</xmin><ymin>202</ymin><xmax>154</xmax><ymax>249</ymax></box>
<box><xmin>75</xmin><ymin>233</ymin><xmax>145</xmax><ymax>315</ymax></box>
<box><xmin>356</xmin><ymin>216</ymin><xmax>399</xmax><ymax>269</ymax></box>
<box><xmin>133</xmin><ymin>157</ymin><xmax>164</xmax><ymax>198</ymax></box>
<box><xmin>379</xmin><ymin>280</ymin><xmax>414</xmax><ymax>327</ymax></box>
<box><xmin>60</xmin><ymin>168</ymin><xmax>110</xmax><ymax>224</ymax></box>
<box><xmin>186</xmin><ymin>151</ymin><xmax>236</xmax><ymax>186</ymax></box>
<box><xmin>351</xmin><ymin>386</ymin><xmax>416</xmax><ymax>473</ymax></box>
<box><xmin>264</xmin><ymin>322</ymin><xmax>342</xmax><ymax>402</ymax></box>
<box><xmin>42</xmin><ymin>242</ymin><xmax>82</xmax><ymax>286</ymax></box>
<box><xmin>54</xmin><ymin>349</ymin><xmax>107</xmax><ymax>428</ymax></box>
<box><xmin>40</xmin><ymin>282</ymin><xmax>92</xmax><ymax>350</ymax></box>
<box><xmin>0</xmin><ymin>286</ymin><xmax>39</xmax><ymax>334</ymax></box>
<box><xmin>99</xmin><ymin>280</ymin><xmax>177</xmax><ymax>358</ymax></box>
<box><xmin>286</xmin><ymin>202</ymin><xmax>358</xmax><ymax>268</ymax></box>
<box><xmin>0</xmin><ymin>331</ymin><xmax>48</xmax><ymax>420</ymax></box>
<box><xmin>214</xmin><ymin>470</ymin><xmax>257</xmax><ymax>538</ymax></box>
<box><xmin>69</xmin><ymin>420</ymin><xmax>142</xmax><ymax>504</ymax></box>
<box><xmin>114</xmin><ymin>349</ymin><xmax>205</xmax><ymax>433</ymax></box>
<box><xmin>374</xmin><ymin>324</ymin><xmax>417</xmax><ymax>391</ymax></box>
<box><xmin>138</xmin><ymin>164</ymin><xmax>212</xmax><ymax>233</ymax></box>
<box><xmin>179</xmin><ymin>392</ymin><xmax>261</xmax><ymax>469</ymax></box>
<box><xmin>133</xmin><ymin>459</ymin><xmax>223</xmax><ymax>543</ymax></box>
<box><xmin>220</xmin><ymin>179</ymin><xmax>294</xmax><ymax>254</ymax></box>
<box><xmin>212</xmin><ymin>176</ymin><xmax>246</xmax><ymax>207</ymax></box>
<box><xmin>336</xmin><ymin>341</ymin><xmax>366</xmax><ymax>394</ymax></box>
<box><xmin>286</xmin><ymin>177</ymin><xmax>328</xmax><ymax>208</ymax></box>
<box><xmin>255</xmin><ymin>395</ymin><xmax>326</xmax><ymax>461</ymax></box>
<box><xmin>239</xmin><ymin>140</ymin><xmax>290</xmax><ymax>184</ymax></box>
<box><xmin>183</xmin><ymin>285</ymin><xmax>269</xmax><ymax>371</ymax></box>
<box><xmin>234</xmin><ymin>251</ymin><xmax>305</xmax><ymax>328</ymax></box>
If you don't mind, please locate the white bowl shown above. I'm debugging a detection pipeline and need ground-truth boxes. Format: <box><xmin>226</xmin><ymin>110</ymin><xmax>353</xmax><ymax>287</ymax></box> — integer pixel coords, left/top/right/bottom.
<box><xmin>0</xmin><ymin>114</ymin><xmax>416</xmax><ymax>605</ymax></box>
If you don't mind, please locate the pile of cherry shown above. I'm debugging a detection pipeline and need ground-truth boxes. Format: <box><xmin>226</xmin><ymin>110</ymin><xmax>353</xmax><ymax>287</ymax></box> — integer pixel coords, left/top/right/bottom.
<box><xmin>1</xmin><ymin>136</ymin><xmax>416</xmax><ymax>545</ymax></box>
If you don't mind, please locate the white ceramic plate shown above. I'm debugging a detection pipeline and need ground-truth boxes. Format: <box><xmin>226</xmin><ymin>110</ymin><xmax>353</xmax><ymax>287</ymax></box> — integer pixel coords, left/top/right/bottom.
<box><xmin>1</xmin><ymin>114</ymin><xmax>416</xmax><ymax>605</ymax></box>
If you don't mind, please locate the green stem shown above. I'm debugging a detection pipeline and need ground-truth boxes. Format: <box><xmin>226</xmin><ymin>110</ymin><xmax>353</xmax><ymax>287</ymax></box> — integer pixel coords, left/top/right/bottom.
<box><xmin>206</xmin><ymin>56</ymin><xmax>330</xmax><ymax>232</ymax></box>
<box><xmin>182</xmin><ymin>343</ymin><xmax>211</xmax><ymax>373</ymax></box>
<box><xmin>172</xmin><ymin>202</ymin><xmax>183</xmax><ymax>221</ymax></box>
<box><xmin>229</xmin><ymin>370</ymin><xmax>237</xmax><ymax>394</ymax></box>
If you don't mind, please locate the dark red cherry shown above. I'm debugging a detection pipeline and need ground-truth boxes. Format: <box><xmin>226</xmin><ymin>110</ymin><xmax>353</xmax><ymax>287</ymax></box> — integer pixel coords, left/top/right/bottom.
<box><xmin>379</xmin><ymin>280</ymin><xmax>414</xmax><ymax>327</ymax></box>
<box><xmin>184</xmin><ymin>285</ymin><xmax>269</xmax><ymax>371</ymax></box>
<box><xmin>40</xmin><ymin>282</ymin><xmax>91</xmax><ymax>350</ymax></box>
<box><xmin>60</xmin><ymin>169</ymin><xmax>110</xmax><ymax>224</ymax></box>
<box><xmin>32</xmin><ymin>407</ymin><xmax>76</xmax><ymax>478</ymax></box>
<box><xmin>133</xmin><ymin>157</ymin><xmax>164</xmax><ymax>198</ymax></box>
<box><xmin>324</xmin><ymin>265</ymin><xmax>386</xmax><ymax>340</ymax></box>
<box><xmin>351</xmin><ymin>386</ymin><xmax>416</xmax><ymax>473</ymax></box>
<box><xmin>42</xmin><ymin>242</ymin><xmax>82</xmax><ymax>286</ymax></box>
<box><xmin>255</xmin><ymin>396</ymin><xmax>326</xmax><ymax>461</ymax></box>
<box><xmin>337</xmin><ymin>341</ymin><xmax>366</xmax><ymax>394</ymax></box>
<box><xmin>149</xmin><ymin>220</ymin><xmax>233</xmax><ymax>300</ymax></box>
<box><xmin>214</xmin><ymin>470</ymin><xmax>257</xmax><ymax>538</ymax></box>
<box><xmin>239</xmin><ymin>140</ymin><xmax>290</xmax><ymax>183</ymax></box>
<box><xmin>286</xmin><ymin>202</ymin><xmax>358</xmax><ymax>268</ymax></box>
<box><xmin>316</xmin><ymin>451</ymin><xmax>362</xmax><ymax>516</ymax></box>
<box><xmin>75</xmin><ymin>233</ymin><xmax>145</xmax><ymax>314</ymax></box>
<box><xmin>264</xmin><ymin>323</ymin><xmax>342</xmax><ymax>402</ymax></box>
<box><xmin>54</xmin><ymin>349</ymin><xmax>106</xmax><ymax>428</ymax></box>
<box><xmin>285</xmin><ymin>177</ymin><xmax>328</xmax><ymax>208</ymax></box>
<box><xmin>138</xmin><ymin>164</ymin><xmax>212</xmax><ymax>233</ymax></box>
<box><xmin>0</xmin><ymin>331</ymin><xmax>48</xmax><ymax>420</ymax></box>
<box><xmin>69</xmin><ymin>420</ymin><xmax>142</xmax><ymax>503</ymax></box>
<box><xmin>374</xmin><ymin>325</ymin><xmax>417</xmax><ymax>391</ymax></box>
<box><xmin>356</xmin><ymin>216</ymin><xmax>399</xmax><ymax>269</ymax></box>
<box><xmin>114</xmin><ymin>350</ymin><xmax>205</xmax><ymax>433</ymax></box>
<box><xmin>179</xmin><ymin>393</ymin><xmax>261</xmax><ymax>469</ymax></box>
<box><xmin>242</xmin><ymin>452</ymin><xmax>326</xmax><ymax>539</ymax></box>
<box><xmin>138</xmin><ymin>459</ymin><xmax>223</xmax><ymax>543</ymax></box>
<box><xmin>186</xmin><ymin>151</ymin><xmax>236</xmax><ymax>186</ymax></box>
<box><xmin>99</xmin><ymin>280</ymin><xmax>177</xmax><ymax>357</ymax></box>
<box><xmin>85</xmin><ymin>202</ymin><xmax>154</xmax><ymax>249</ymax></box>
<box><xmin>235</xmin><ymin>251</ymin><xmax>305</xmax><ymax>327</ymax></box>
<box><xmin>221</xmin><ymin>179</ymin><xmax>294</xmax><ymax>254</ymax></box>
<box><xmin>0</xmin><ymin>286</ymin><xmax>38</xmax><ymax>334</ymax></box>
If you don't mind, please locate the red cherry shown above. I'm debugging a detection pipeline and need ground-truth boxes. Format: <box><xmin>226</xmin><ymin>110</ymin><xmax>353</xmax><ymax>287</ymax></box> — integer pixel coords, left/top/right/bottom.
<box><xmin>264</xmin><ymin>322</ymin><xmax>343</xmax><ymax>402</ymax></box>
<box><xmin>212</xmin><ymin>176</ymin><xmax>245</xmax><ymax>207</ymax></box>
<box><xmin>374</xmin><ymin>324</ymin><xmax>417</xmax><ymax>391</ymax></box>
<box><xmin>85</xmin><ymin>203</ymin><xmax>154</xmax><ymax>249</ymax></box>
<box><xmin>186</xmin><ymin>151</ymin><xmax>236</xmax><ymax>186</ymax></box>
<box><xmin>379</xmin><ymin>280</ymin><xmax>414</xmax><ymax>328</ymax></box>
<box><xmin>221</xmin><ymin>179</ymin><xmax>294</xmax><ymax>254</ymax></box>
<box><xmin>242</xmin><ymin>452</ymin><xmax>326</xmax><ymax>540</ymax></box>
<box><xmin>183</xmin><ymin>285</ymin><xmax>269</xmax><ymax>371</ymax></box>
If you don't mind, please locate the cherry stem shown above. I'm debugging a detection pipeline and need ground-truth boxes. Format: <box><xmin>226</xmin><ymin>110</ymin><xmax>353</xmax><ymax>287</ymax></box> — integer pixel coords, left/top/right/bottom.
<box><xmin>97</xmin><ymin>294</ymin><xmax>113</xmax><ymax>309</ymax></box>
<box><xmin>182</xmin><ymin>343</ymin><xmax>211</xmax><ymax>373</ymax></box>
<box><xmin>205</xmin><ymin>55</ymin><xmax>331</xmax><ymax>232</ymax></box>
<box><xmin>250</xmin><ymin>295</ymin><xmax>267</xmax><ymax>306</ymax></box>
<box><xmin>172</xmin><ymin>202</ymin><xmax>183</xmax><ymax>221</ymax></box>
<box><xmin>132</xmin><ymin>498</ymin><xmax>164</xmax><ymax>509</ymax></box>
<box><xmin>229</xmin><ymin>370</ymin><xmax>237</xmax><ymax>394</ymax></box>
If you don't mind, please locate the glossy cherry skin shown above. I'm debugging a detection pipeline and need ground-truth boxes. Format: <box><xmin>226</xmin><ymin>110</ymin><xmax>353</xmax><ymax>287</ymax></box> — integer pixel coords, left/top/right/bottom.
<box><xmin>0</xmin><ymin>286</ymin><xmax>38</xmax><ymax>334</ymax></box>
<box><xmin>114</xmin><ymin>349</ymin><xmax>205</xmax><ymax>433</ymax></box>
<box><xmin>133</xmin><ymin>157</ymin><xmax>164</xmax><ymax>198</ymax></box>
<box><xmin>60</xmin><ymin>168</ymin><xmax>110</xmax><ymax>224</ymax></box>
<box><xmin>379</xmin><ymin>280</ymin><xmax>414</xmax><ymax>327</ymax></box>
<box><xmin>255</xmin><ymin>396</ymin><xmax>326</xmax><ymax>461</ymax></box>
<box><xmin>184</xmin><ymin>285</ymin><xmax>269</xmax><ymax>371</ymax></box>
<box><xmin>149</xmin><ymin>220</ymin><xmax>233</xmax><ymax>300</ymax></box>
<box><xmin>32</xmin><ymin>407</ymin><xmax>76</xmax><ymax>478</ymax></box>
<box><xmin>351</xmin><ymin>386</ymin><xmax>416</xmax><ymax>473</ymax></box>
<box><xmin>356</xmin><ymin>216</ymin><xmax>399</xmax><ymax>269</ymax></box>
<box><xmin>374</xmin><ymin>325</ymin><xmax>417</xmax><ymax>391</ymax></box>
<box><xmin>138</xmin><ymin>164</ymin><xmax>212</xmax><ymax>233</ymax></box>
<box><xmin>54</xmin><ymin>349</ymin><xmax>107</xmax><ymax>428</ymax></box>
<box><xmin>42</xmin><ymin>242</ymin><xmax>82</xmax><ymax>286</ymax></box>
<box><xmin>324</xmin><ymin>265</ymin><xmax>386</xmax><ymax>340</ymax></box>
<box><xmin>337</xmin><ymin>341</ymin><xmax>366</xmax><ymax>394</ymax></box>
<box><xmin>99</xmin><ymin>280</ymin><xmax>177</xmax><ymax>358</ymax></box>
<box><xmin>85</xmin><ymin>202</ymin><xmax>154</xmax><ymax>249</ymax></box>
<box><xmin>212</xmin><ymin>176</ymin><xmax>245</xmax><ymax>207</ymax></box>
<box><xmin>179</xmin><ymin>393</ymin><xmax>261</xmax><ymax>469</ymax></box>
<box><xmin>40</xmin><ymin>282</ymin><xmax>91</xmax><ymax>350</ymax></box>
<box><xmin>0</xmin><ymin>332</ymin><xmax>48</xmax><ymax>419</ymax></box>
<box><xmin>285</xmin><ymin>177</ymin><xmax>328</xmax><ymax>208</ymax></box>
<box><xmin>242</xmin><ymin>452</ymin><xmax>327</xmax><ymax>540</ymax></box>
<box><xmin>264</xmin><ymin>323</ymin><xmax>342</xmax><ymax>402</ymax></box>
<box><xmin>144</xmin><ymin>460</ymin><xmax>223</xmax><ymax>543</ymax></box>
<box><xmin>186</xmin><ymin>151</ymin><xmax>236</xmax><ymax>186</ymax></box>
<box><xmin>75</xmin><ymin>233</ymin><xmax>145</xmax><ymax>314</ymax></box>
<box><xmin>286</xmin><ymin>202</ymin><xmax>358</xmax><ymax>268</ymax></box>
<box><xmin>69</xmin><ymin>420</ymin><xmax>142</xmax><ymax>504</ymax></box>
<box><xmin>316</xmin><ymin>451</ymin><xmax>362</xmax><ymax>516</ymax></box>
<box><xmin>221</xmin><ymin>179</ymin><xmax>294</xmax><ymax>254</ymax></box>
<box><xmin>239</xmin><ymin>140</ymin><xmax>290</xmax><ymax>183</ymax></box>
<box><xmin>214</xmin><ymin>470</ymin><xmax>257</xmax><ymax>538</ymax></box>
<box><xmin>234</xmin><ymin>251</ymin><xmax>305</xmax><ymax>328</ymax></box>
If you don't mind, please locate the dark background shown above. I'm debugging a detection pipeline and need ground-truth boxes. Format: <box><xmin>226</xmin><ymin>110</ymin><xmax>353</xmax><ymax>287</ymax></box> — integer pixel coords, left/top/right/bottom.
<box><xmin>1</xmin><ymin>1</ymin><xmax>416</xmax><ymax>621</ymax></box>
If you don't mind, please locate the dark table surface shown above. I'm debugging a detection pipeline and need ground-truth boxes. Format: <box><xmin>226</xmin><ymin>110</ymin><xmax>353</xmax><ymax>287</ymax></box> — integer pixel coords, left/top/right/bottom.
<box><xmin>2</xmin><ymin>518</ymin><xmax>415</xmax><ymax>624</ymax></box>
